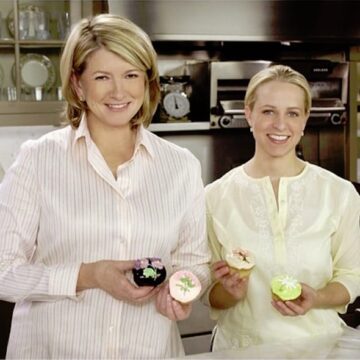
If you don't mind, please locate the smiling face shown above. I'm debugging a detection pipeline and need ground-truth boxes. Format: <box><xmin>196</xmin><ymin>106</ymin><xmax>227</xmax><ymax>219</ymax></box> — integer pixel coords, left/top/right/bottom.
<box><xmin>72</xmin><ymin>47</ymin><xmax>146</xmax><ymax>131</ymax></box>
<box><xmin>245</xmin><ymin>80</ymin><xmax>308</xmax><ymax>161</ymax></box>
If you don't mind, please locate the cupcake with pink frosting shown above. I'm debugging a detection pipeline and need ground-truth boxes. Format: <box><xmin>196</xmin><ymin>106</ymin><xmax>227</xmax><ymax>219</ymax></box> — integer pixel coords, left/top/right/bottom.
<box><xmin>169</xmin><ymin>270</ymin><xmax>201</xmax><ymax>304</ymax></box>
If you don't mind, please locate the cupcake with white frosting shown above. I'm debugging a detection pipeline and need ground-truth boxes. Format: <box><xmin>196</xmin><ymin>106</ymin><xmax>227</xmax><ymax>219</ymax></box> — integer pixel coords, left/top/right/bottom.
<box><xmin>225</xmin><ymin>248</ymin><xmax>255</xmax><ymax>277</ymax></box>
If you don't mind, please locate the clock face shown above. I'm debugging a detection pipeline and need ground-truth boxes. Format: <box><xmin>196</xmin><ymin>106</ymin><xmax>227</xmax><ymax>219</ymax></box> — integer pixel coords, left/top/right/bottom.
<box><xmin>163</xmin><ymin>92</ymin><xmax>190</xmax><ymax>118</ymax></box>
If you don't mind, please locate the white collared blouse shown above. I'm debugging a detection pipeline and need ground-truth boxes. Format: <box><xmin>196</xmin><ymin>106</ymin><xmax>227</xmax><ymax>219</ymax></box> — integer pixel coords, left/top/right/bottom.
<box><xmin>205</xmin><ymin>163</ymin><xmax>360</xmax><ymax>350</ymax></box>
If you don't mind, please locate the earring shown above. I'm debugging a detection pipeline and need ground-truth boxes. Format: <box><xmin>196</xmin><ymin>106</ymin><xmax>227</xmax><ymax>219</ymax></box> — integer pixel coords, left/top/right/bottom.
<box><xmin>301</xmin><ymin>130</ymin><xmax>304</xmax><ymax>136</ymax></box>
<box><xmin>249</xmin><ymin>127</ymin><xmax>253</xmax><ymax>132</ymax></box>
<box><xmin>79</xmin><ymin>96</ymin><xmax>85</xmax><ymax>102</ymax></box>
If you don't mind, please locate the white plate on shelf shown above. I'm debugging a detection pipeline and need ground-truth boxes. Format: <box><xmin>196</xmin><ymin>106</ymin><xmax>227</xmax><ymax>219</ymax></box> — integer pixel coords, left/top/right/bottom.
<box><xmin>12</xmin><ymin>53</ymin><xmax>56</xmax><ymax>92</ymax></box>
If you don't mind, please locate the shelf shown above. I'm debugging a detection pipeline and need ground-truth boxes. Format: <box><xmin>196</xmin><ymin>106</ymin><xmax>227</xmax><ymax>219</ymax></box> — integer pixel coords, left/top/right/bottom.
<box><xmin>0</xmin><ymin>106</ymin><xmax>212</xmax><ymax>130</ymax></box>
<box><xmin>0</xmin><ymin>101</ymin><xmax>63</xmax><ymax>113</ymax></box>
<box><xmin>0</xmin><ymin>112</ymin><xmax>63</xmax><ymax>127</ymax></box>
<box><xmin>0</xmin><ymin>39</ymin><xmax>15</xmax><ymax>46</ymax></box>
<box><xmin>0</xmin><ymin>101</ymin><xmax>64</xmax><ymax>126</ymax></box>
<box><xmin>19</xmin><ymin>40</ymin><xmax>65</xmax><ymax>48</ymax></box>
<box><xmin>148</xmin><ymin>122</ymin><xmax>210</xmax><ymax>132</ymax></box>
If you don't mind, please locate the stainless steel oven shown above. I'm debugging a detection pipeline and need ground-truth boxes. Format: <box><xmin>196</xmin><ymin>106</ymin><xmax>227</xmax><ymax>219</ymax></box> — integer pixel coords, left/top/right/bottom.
<box><xmin>210</xmin><ymin>60</ymin><xmax>348</xmax><ymax>128</ymax></box>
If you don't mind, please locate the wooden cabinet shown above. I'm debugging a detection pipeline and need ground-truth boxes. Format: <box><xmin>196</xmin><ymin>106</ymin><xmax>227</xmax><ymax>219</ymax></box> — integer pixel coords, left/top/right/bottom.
<box><xmin>348</xmin><ymin>47</ymin><xmax>360</xmax><ymax>182</ymax></box>
<box><xmin>0</xmin><ymin>0</ymin><xmax>95</xmax><ymax>126</ymax></box>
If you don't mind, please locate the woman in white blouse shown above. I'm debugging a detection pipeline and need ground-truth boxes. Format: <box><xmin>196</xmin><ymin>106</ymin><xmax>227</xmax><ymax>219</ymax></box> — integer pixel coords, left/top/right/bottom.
<box><xmin>0</xmin><ymin>14</ymin><xmax>210</xmax><ymax>359</ymax></box>
<box><xmin>205</xmin><ymin>65</ymin><xmax>360</xmax><ymax>351</ymax></box>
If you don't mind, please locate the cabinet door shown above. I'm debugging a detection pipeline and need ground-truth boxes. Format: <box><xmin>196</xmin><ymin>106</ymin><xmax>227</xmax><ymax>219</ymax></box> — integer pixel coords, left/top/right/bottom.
<box><xmin>348</xmin><ymin>52</ymin><xmax>360</xmax><ymax>182</ymax></box>
<box><xmin>0</xmin><ymin>47</ymin><xmax>15</xmax><ymax>101</ymax></box>
<box><xmin>0</xmin><ymin>0</ymin><xmax>88</xmax><ymax>125</ymax></box>
<box><xmin>357</xmin><ymin>62</ymin><xmax>360</xmax><ymax>182</ymax></box>
<box><xmin>15</xmin><ymin>1</ymin><xmax>71</xmax><ymax>101</ymax></box>
<box><xmin>0</xmin><ymin>1</ymin><xmax>15</xmax><ymax>101</ymax></box>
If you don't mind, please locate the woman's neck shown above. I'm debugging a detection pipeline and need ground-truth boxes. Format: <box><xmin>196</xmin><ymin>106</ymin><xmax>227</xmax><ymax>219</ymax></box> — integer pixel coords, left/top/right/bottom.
<box><xmin>244</xmin><ymin>153</ymin><xmax>305</xmax><ymax>180</ymax></box>
<box><xmin>88</xmin><ymin>121</ymin><xmax>137</xmax><ymax>175</ymax></box>
<box><xmin>244</xmin><ymin>153</ymin><xmax>305</xmax><ymax>206</ymax></box>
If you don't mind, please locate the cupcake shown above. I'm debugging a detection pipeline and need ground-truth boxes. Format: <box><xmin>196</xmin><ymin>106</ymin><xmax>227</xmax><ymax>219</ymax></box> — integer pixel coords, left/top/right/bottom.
<box><xmin>271</xmin><ymin>274</ymin><xmax>302</xmax><ymax>301</ymax></box>
<box><xmin>169</xmin><ymin>270</ymin><xmax>202</xmax><ymax>304</ymax></box>
<box><xmin>225</xmin><ymin>248</ymin><xmax>255</xmax><ymax>277</ymax></box>
<box><xmin>132</xmin><ymin>257</ymin><xmax>166</xmax><ymax>287</ymax></box>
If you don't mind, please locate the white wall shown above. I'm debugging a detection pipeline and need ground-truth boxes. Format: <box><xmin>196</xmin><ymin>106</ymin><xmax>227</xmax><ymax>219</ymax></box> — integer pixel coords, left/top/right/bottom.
<box><xmin>0</xmin><ymin>125</ymin><xmax>57</xmax><ymax>182</ymax></box>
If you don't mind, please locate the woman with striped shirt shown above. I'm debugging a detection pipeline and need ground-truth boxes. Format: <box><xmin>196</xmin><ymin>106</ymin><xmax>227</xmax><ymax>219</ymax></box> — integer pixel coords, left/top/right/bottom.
<box><xmin>0</xmin><ymin>14</ymin><xmax>210</xmax><ymax>359</ymax></box>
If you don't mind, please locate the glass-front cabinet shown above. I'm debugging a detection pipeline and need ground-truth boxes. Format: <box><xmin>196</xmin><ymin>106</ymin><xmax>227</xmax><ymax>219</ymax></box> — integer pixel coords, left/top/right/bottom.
<box><xmin>0</xmin><ymin>0</ymin><xmax>92</xmax><ymax>126</ymax></box>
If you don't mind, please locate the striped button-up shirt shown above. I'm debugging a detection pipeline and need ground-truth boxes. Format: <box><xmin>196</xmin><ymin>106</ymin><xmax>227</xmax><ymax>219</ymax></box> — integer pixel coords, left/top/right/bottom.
<box><xmin>0</xmin><ymin>117</ymin><xmax>210</xmax><ymax>359</ymax></box>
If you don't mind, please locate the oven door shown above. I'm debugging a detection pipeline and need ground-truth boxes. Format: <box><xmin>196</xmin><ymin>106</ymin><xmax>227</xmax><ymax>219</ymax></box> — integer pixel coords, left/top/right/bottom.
<box><xmin>211</xmin><ymin>100</ymin><xmax>346</xmax><ymax>129</ymax></box>
<box><xmin>307</xmin><ymin>105</ymin><xmax>346</xmax><ymax>126</ymax></box>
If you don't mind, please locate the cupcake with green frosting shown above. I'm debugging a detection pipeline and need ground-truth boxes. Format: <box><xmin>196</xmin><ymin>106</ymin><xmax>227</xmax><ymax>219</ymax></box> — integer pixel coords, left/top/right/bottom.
<box><xmin>271</xmin><ymin>275</ymin><xmax>302</xmax><ymax>301</ymax></box>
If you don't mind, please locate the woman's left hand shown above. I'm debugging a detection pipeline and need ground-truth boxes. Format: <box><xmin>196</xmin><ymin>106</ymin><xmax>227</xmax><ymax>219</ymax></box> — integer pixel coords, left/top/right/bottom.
<box><xmin>155</xmin><ymin>282</ymin><xmax>192</xmax><ymax>321</ymax></box>
<box><xmin>271</xmin><ymin>283</ymin><xmax>317</xmax><ymax>316</ymax></box>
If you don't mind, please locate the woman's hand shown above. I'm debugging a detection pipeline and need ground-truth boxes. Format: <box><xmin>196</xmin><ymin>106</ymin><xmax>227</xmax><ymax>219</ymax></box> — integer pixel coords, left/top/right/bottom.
<box><xmin>271</xmin><ymin>283</ymin><xmax>317</xmax><ymax>316</ymax></box>
<box><xmin>77</xmin><ymin>260</ymin><xmax>160</xmax><ymax>303</ymax></box>
<box><xmin>212</xmin><ymin>260</ymin><xmax>249</xmax><ymax>300</ymax></box>
<box><xmin>155</xmin><ymin>282</ymin><xmax>192</xmax><ymax>321</ymax></box>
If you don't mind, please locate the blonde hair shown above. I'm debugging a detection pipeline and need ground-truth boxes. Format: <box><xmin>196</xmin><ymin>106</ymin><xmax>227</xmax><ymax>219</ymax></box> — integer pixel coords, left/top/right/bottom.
<box><xmin>244</xmin><ymin>64</ymin><xmax>312</xmax><ymax>114</ymax></box>
<box><xmin>60</xmin><ymin>14</ymin><xmax>160</xmax><ymax>128</ymax></box>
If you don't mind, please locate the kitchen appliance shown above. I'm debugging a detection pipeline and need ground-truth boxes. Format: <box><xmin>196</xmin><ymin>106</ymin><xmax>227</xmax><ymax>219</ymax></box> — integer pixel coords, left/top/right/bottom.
<box><xmin>210</xmin><ymin>60</ymin><xmax>348</xmax><ymax>129</ymax></box>
<box><xmin>159</xmin><ymin>75</ymin><xmax>192</xmax><ymax>122</ymax></box>
<box><xmin>209</xmin><ymin>60</ymin><xmax>349</xmax><ymax>177</ymax></box>
<box><xmin>153</xmin><ymin>59</ymin><xmax>210</xmax><ymax>124</ymax></box>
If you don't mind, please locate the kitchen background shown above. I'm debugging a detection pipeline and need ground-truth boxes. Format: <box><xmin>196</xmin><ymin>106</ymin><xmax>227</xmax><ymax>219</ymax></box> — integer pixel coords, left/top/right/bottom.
<box><xmin>1</xmin><ymin>0</ymin><xmax>360</xmax><ymax>357</ymax></box>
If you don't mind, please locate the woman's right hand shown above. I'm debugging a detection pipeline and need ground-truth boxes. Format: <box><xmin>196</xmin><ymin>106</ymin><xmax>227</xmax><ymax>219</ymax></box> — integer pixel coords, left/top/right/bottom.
<box><xmin>212</xmin><ymin>260</ymin><xmax>249</xmax><ymax>301</ymax></box>
<box><xmin>77</xmin><ymin>260</ymin><xmax>160</xmax><ymax>303</ymax></box>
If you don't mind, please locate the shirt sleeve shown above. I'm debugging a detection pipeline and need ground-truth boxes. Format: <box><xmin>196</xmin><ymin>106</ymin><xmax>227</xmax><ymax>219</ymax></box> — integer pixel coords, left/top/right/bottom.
<box><xmin>0</xmin><ymin>140</ymin><xmax>82</xmax><ymax>303</ymax></box>
<box><xmin>170</xmin><ymin>156</ymin><xmax>211</xmax><ymax>295</ymax></box>
<box><xmin>331</xmin><ymin>182</ymin><xmax>360</xmax><ymax>313</ymax></box>
<box><xmin>200</xmin><ymin>187</ymin><xmax>225</xmax><ymax>320</ymax></box>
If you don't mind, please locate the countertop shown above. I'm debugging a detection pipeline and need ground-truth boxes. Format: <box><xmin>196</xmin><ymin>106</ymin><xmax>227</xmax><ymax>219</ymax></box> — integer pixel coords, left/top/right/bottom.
<box><xmin>181</xmin><ymin>327</ymin><xmax>360</xmax><ymax>359</ymax></box>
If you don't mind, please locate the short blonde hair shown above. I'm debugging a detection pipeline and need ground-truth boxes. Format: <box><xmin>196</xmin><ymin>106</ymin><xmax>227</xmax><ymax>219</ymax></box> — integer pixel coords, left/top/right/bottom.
<box><xmin>244</xmin><ymin>65</ymin><xmax>312</xmax><ymax>114</ymax></box>
<box><xmin>60</xmin><ymin>14</ymin><xmax>160</xmax><ymax>128</ymax></box>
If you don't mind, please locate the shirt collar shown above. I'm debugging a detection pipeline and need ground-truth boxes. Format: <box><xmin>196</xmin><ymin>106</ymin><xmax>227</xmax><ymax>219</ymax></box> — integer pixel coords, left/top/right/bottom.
<box><xmin>135</xmin><ymin>125</ymin><xmax>155</xmax><ymax>159</ymax></box>
<box><xmin>72</xmin><ymin>113</ymin><xmax>90</xmax><ymax>147</ymax></box>
<box><xmin>72</xmin><ymin>114</ymin><xmax>155</xmax><ymax>159</ymax></box>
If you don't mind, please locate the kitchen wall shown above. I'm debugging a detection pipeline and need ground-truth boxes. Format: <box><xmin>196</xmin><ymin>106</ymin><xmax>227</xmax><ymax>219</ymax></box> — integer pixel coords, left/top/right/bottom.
<box><xmin>0</xmin><ymin>125</ymin><xmax>57</xmax><ymax>182</ymax></box>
